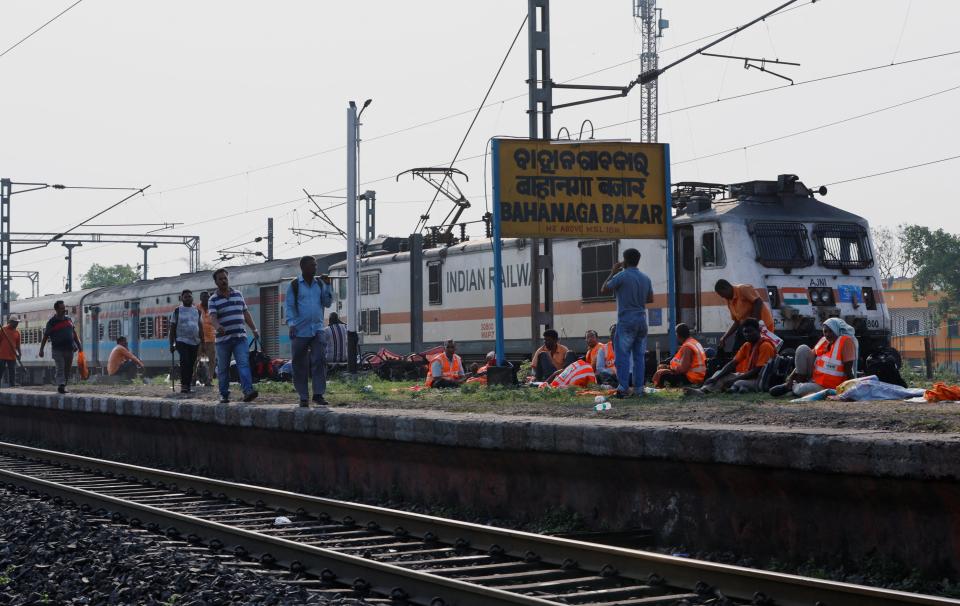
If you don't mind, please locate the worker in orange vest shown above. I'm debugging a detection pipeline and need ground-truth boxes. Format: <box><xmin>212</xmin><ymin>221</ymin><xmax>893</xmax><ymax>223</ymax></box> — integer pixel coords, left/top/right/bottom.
<box><xmin>769</xmin><ymin>318</ymin><xmax>858</xmax><ymax>397</ymax></box>
<box><xmin>593</xmin><ymin>323</ymin><xmax>617</xmax><ymax>386</ymax></box>
<box><xmin>687</xmin><ymin>318</ymin><xmax>776</xmax><ymax>395</ymax></box>
<box><xmin>426</xmin><ymin>339</ymin><xmax>466</xmax><ymax>389</ymax></box>
<box><xmin>652</xmin><ymin>323</ymin><xmax>707</xmax><ymax>388</ymax></box>
<box><xmin>584</xmin><ymin>330</ymin><xmax>602</xmax><ymax>370</ymax></box>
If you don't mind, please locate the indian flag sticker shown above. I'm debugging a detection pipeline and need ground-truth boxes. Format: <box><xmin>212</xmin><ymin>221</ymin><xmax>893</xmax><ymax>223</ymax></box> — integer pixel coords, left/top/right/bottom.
<box><xmin>782</xmin><ymin>288</ymin><xmax>809</xmax><ymax>306</ymax></box>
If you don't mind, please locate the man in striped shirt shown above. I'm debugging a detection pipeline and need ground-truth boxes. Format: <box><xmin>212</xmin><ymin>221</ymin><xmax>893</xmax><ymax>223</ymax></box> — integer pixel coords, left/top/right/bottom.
<box><xmin>208</xmin><ymin>268</ymin><xmax>260</xmax><ymax>403</ymax></box>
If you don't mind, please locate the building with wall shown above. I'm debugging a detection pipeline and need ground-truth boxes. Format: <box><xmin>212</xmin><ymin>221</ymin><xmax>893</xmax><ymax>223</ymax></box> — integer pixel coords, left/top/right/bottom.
<box><xmin>883</xmin><ymin>278</ymin><xmax>960</xmax><ymax>372</ymax></box>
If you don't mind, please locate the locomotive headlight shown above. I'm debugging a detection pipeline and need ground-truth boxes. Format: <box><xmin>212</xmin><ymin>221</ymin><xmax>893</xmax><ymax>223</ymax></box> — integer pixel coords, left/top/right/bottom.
<box><xmin>810</xmin><ymin>289</ymin><xmax>822</xmax><ymax>304</ymax></box>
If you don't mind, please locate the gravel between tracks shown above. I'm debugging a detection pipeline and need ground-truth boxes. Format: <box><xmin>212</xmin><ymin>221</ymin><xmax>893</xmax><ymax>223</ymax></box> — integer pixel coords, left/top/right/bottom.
<box><xmin>0</xmin><ymin>492</ymin><xmax>371</xmax><ymax>605</ymax></box>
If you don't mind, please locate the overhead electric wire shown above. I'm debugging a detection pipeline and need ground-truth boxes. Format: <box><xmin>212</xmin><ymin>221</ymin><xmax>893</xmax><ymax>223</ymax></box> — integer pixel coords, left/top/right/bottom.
<box><xmin>414</xmin><ymin>13</ymin><xmax>527</xmax><ymax>234</ymax></box>
<box><xmin>671</xmin><ymin>82</ymin><xmax>960</xmax><ymax>165</ymax></box>
<box><xmin>593</xmin><ymin>47</ymin><xmax>960</xmax><ymax>134</ymax></box>
<box><xmin>52</xmin><ymin>186</ymin><xmax>150</xmax><ymax>242</ymax></box>
<box><xmin>824</xmin><ymin>153</ymin><xmax>960</xmax><ymax>187</ymax></box>
<box><xmin>0</xmin><ymin>0</ymin><xmax>84</xmax><ymax>60</ymax></box>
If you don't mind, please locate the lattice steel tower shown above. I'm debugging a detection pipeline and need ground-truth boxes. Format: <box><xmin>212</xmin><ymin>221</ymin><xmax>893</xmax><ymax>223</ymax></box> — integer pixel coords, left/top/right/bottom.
<box><xmin>634</xmin><ymin>0</ymin><xmax>666</xmax><ymax>143</ymax></box>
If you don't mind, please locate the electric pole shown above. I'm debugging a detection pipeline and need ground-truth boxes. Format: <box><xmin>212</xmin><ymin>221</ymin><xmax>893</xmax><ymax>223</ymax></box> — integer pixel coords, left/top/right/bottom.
<box><xmin>346</xmin><ymin>102</ymin><xmax>359</xmax><ymax>373</ymax></box>
<box><xmin>528</xmin><ymin>0</ymin><xmax>554</xmax><ymax>349</ymax></box>
<box><xmin>137</xmin><ymin>243</ymin><xmax>158</xmax><ymax>280</ymax></box>
<box><xmin>267</xmin><ymin>217</ymin><xmax>274</xmax><ymax>261</ymax></box>
<box><xmin>62</xmin><ymin>242</ymin><xmax>82</xmax><ymax>291</ymax></box>
<box><xmin>634</xmin><ymin>0</ymin><xmax>667</xmax><ymax>143</ymax></box>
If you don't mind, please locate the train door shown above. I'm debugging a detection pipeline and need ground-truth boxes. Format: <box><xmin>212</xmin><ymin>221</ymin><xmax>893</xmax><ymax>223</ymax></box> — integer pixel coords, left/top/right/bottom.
<box><xmin>674</xmin><ymin>226</ymin><xmax>699</xmax><ymax>330</ymax></box>
<box><xmin>128</xmin><ymin>301</ymin><xmax>140</xmax><ymax>358</ymax></box>
<box><xmin>259</xmin><ymin>285</ymin><xmax>280</xmax><ymax>358</ymax></box>
<box><xmin>90</xmin><ymin>306</ymin><xmax>100</xmax><ymax>367</ymax></box>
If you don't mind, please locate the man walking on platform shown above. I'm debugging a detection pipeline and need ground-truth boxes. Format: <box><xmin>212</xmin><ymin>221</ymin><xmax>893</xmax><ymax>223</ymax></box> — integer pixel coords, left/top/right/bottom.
<box><xmin>208</xmin><ymin>269</ymin><xmax>259</xmax><ymax>404</ymax></box>
<box><xmin>285</xmin><ymin>255</ymin><xmax>333</xmax><ymax>407</ymax></box>
<box><xmin>38</xmin><ymin>300</ymin><xmax>82</xmax><ymax>394</ymax></box>
<box><xmin>602</xmin><ymin>248</ymin><xmax>654</xmax><ymax>397</ymax></box>
<box><xmin>0</xmin><ymin>317</ymin><xmax>21</xmax><ymax>387</ymax></box>
<box><xmin>170</xmin><ymin>289</ymin><xmax>204</xmax><ymax>394</ymax></box>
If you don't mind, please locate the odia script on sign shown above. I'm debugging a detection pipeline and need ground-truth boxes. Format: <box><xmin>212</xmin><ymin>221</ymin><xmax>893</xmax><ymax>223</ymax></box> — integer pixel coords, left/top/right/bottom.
<box><xmin>495</xmin><ymin>139</ymin><xmax>668</xmax><ymax>239</ymax></box>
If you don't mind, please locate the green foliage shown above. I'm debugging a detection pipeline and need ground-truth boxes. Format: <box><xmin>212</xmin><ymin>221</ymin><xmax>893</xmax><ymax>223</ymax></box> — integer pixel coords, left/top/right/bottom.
<box><xmin>901</xmin><ymin>225</ymin><xmax>960</xmax><ymax>317</ymax></box>
<box><xmin>80</xmin><ymin>263</ymin><xmax>141</xmax><ymax>289</ymax></box>
<box><xmin>0</xmin><ymin>565</ymin><xmax>14</xmax><ymax>586</ymax></box>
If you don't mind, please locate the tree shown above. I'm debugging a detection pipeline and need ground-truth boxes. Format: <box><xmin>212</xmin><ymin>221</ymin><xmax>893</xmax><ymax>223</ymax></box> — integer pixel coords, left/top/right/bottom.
<box><xmin>871</xmin><ymin>224</ymin><xmax>916</xmax><ymax>280</ymax></box>
<box><xmin>80</xmin><ymin>263</ymin><xmax>141</xmax><ymax>289</ymax></box>
<box><xmin>902</xmin><ymin>226</ymin><xmax>960</xmax><ymax>317</ymax></box>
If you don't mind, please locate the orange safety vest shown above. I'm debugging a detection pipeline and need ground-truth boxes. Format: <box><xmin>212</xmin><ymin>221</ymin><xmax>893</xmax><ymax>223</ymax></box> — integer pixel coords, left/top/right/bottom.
<box><xmin>670</xmin><ymin>337</ymin><xmax>707</xmax><ymax>383</ymax></box>
<box><xmin>812</xmin><ymin>335</ymin><xmax>851</xmax><ymax>389</ymax></box>
<box><xmin>585</xmin><ymin>343</ymin><xmax>602</xmax><ymax>369</ymax></box>
<box><xmin>426</xmin><ymin>353</ymin><xmax>463</xmax><ymax>387</ymax></box>
<box><xmin>602</xmin><ymin>342</ymin><xmax>615</xmax><ymax>370</ymax></box>
<box><xmin>547</xmin><ymin>359</ymin><xmax>596</xmax><ymax>388</ymax></box>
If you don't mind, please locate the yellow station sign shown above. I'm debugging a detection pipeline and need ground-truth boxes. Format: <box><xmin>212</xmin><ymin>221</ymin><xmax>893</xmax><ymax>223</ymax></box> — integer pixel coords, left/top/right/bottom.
<box><xmin>495</xmin><ymin>139</ymin><xmax>668</xmax><ymax>239</ymax></box>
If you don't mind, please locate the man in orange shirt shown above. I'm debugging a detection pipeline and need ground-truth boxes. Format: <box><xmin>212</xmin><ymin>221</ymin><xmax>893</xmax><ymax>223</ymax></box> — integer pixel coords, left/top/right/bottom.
<box><xmin>530</xmin><ymin>329</ymin><xmax>575</xmax><ymax>382</ymax></box>
<box><xmin>583</xmin><ymin>330</ymin><xmax>602</xmax><ymax>371</ymax></box>
<box><xmin>0</xmin><ymin>317</ymin><xmax>22</xmax><ymax>387</ymax></box>
<box><xmin>687</xmin><ymin>319</ymin><xmax>775</xmax><ymax>394</ymax></box>
<box><xmin>108</xmin><ymin>336</ymin><xmax>145</xmax><ymax>379</ymax></box>
<box><xmin>715</xmin><ymin>279</ymin><xmax>775</xmax><ymax>351</ymax></box>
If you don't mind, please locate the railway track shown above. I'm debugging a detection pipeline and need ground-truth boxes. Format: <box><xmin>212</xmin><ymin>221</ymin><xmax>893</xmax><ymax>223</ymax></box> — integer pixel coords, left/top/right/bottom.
<box><xmin>0</xmin><ymin>441</ymin><xmax>955</xmax><ymax>606</ymax></box>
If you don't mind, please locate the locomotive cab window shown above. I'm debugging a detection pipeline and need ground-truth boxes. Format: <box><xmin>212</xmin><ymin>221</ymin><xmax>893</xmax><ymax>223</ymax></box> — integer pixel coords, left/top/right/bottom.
<box><xmin>750</xmin><ymin>222</ymin><xmax>813</xmax><ymax>269</ymax></box>
<box><xmin>701</xmin><ymin>230</ymin><xmax>726</xmax><ymax>268</ymax></box>
<box><xmin>428</xmin><ymin>262</ymin><xmax>443</xmax><ymax>306</ymax></box>
<box><xmin>813</xmin><ymin>223</ymin><xmax>873</xmax><ymax>270</ymax></box>
<box><xmin>580</xmin><ymin>240</ymin><xmax>617</xmax><ymax>301</ymax></box>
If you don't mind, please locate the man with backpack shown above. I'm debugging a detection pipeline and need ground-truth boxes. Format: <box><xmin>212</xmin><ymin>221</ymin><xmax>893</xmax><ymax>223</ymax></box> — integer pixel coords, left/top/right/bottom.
<box><xmin>285</xmin><ymin>255</ymin><xmax>333</xmax><ymax>407</ymax></box>
<box><xmin>170</xmin><ymin>289</ymin><xmax>204</xmax><ymax>394</ymax></box>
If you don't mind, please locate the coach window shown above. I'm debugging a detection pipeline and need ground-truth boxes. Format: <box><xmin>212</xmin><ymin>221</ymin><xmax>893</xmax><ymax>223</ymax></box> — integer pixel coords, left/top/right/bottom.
<box><xmin>359</xmin><ymin>271</ymin><xmax>380</xmax><ymax>295</ymax></box>
<box><xmin>155</xmin><ymin>315</ymin><xmax>169</xmax><ymax>340</ymax></box>
<box><xmin>107</xmin><ymin>319</ymin><xmax>122</xmax><ymax>341</ymax></box>
<box><xmin>360</xmin><ymin>308</ymin><xmax>381</xmax><ymax>335</ymax></box>
<box><xmin>701</xmin><ymin>230</ymin><xmax>726</xmax><ymax>268</ymax></box>
<box><xmin>139</xmin><ymin>316</ymin><xmax>155</xmax><ymax>340</ymax></box>
<box><xmin>580</xmin><ymin>241</ymin><xmax>617</xmax><ymax>301</ymax></box>
<box><xmin>428</xmin><ymin>262</ymin><xmax>443</xmax><ymax>306</ymax></box>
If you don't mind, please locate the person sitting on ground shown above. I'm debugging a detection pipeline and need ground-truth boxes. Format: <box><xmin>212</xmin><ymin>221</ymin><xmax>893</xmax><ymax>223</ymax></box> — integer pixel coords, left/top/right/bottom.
<box><xmin>107</xmin><ymin>336</ymin><xmax>145</xmax><ymax>379</ymax></box>
<box><xmin>530</xmin><ymin>329</ymin><xmax>575</xmax><ymax>382</ymax></box>
<box><xmin>715</xmin><ymin>279</ymin><xmax>776</xmax><ymax>352</ymax></box>
<box><xmin>466</xmin><ymin>351</ymin><xmax>498</xmax><ymax>385</ymax></box>
<box><xmin>593</xmin><ymin>324</ymin><xmax>617</xmax><ymax>386</ymax></box>
<box><xmin>769</xmin><ymin>318</ymin><xmax>858</xmax><ymax>397</ymax></box>
<box><xmin>686</xmin><ymin>318</ymin><xmax>775</xmax><ymax>395</ymax></box>
<box><xmin>652</xmin><ymin>323</ymin><xmax>707</xmax><ymax>388</ymax></box>
<box><xmin>584</xmin><ymin>330</ymin><xmax>602</xmax><ymax>370</ymax></box>
<box><xmin>426</xmin><ymin>339</ymin><xmax>466</xmax><ymax>388</ymax></box>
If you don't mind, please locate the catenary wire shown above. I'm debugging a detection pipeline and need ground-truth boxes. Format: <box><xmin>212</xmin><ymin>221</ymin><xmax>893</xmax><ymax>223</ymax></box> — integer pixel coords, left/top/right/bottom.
<box><xmin>415</xmin><ymin>13</ymin><xmax>527</xmax><ymax>233</ymax></box>
<box><xmin>824</xmin><ymin>153</ymin><xmax>960</xmax><ymax>187</ymax></box>
<box><xmin>0</xmin><ymin>0</ymin><xmax>84</xmax><ymax>60</ymax></box>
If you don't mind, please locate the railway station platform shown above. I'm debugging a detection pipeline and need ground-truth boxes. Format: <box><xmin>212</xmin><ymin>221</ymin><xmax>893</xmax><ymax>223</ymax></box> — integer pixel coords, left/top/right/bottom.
<box><xmin>2</xmin><ymin>387</ymin><xmax>959</xmax><ymax>577</ymax></box>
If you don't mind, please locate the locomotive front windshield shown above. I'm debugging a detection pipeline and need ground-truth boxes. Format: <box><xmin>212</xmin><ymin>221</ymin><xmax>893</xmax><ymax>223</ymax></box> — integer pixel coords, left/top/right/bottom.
<box><xmin>813</xmin><ymin>223</ymin><xmax>873</xmax><ymax>270</ymax></box>
<box><xmin>750</xmin><ymin>222</ymin><xmax>813</xmax><ymax>269</ymax></box>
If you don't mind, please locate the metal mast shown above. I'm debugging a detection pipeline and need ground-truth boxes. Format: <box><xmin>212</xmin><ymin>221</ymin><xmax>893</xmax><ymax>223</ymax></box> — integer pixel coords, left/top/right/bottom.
<box><xmin>634</xmin><ymin>0</ymin><xmax>665</xmax><ymax>143</ymax></box>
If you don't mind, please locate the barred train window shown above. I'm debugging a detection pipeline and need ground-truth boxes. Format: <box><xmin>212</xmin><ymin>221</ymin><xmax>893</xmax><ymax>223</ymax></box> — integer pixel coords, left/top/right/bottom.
<box><xmin>98</xmin><ymin>324</ymin><xmax>104</xmax><ymax>341</ymax></box>
<box><xmin>107</xmin><ymin>319</ymin><xmax>122</xmax><ymax>341</ymax></box>
<box><xmin>428</xmin><ymin>263</ymin><xmax>443</xmax><ymax>306</ymax></box>
<box><xmin>139</xmin><ymin>316</ymin><xmax>155</xmax><ymax>339</ymax></box>
<box><xmin>155</xmin><ymin>316</ymin><xmax>170</xmax><ymax>340</ymax></box>
<box><xmin>580</xmin><ymin>241</ymin><xmax>617</xmax><ymax>300</ymax></box>
<box><xmin>751</xmin><ymin>222</ymin><xmax>813</xmax><ymax>269</ymax></box>
<box><xmin>360</xmin><ymin>308</ymin><xmax>381</xmax><ymax>335</ymax></box>
<box><xmin>359</xmin><ymin>272</ymin><xmax>380</xmax><ymax>295</ymax></box>
<box><xmin>813</xmin><ymin>223</ymin><xmax>873</xmax><ymax>270</ymax></box>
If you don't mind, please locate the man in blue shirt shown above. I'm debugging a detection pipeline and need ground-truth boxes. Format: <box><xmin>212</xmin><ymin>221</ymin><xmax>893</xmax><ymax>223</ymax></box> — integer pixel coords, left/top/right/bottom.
<box><xmin>208</xmin><ymin>269</ymin><xmax>260</xmax><ymax>404</ymax></box>
<box><xmin>602</xmin><ymin>248</ymin><xmax>654</xmax><ymax>397</ymax></box>
<box><xmin>285</xmin><ymin>255</ymin><xmax>334</xmax><ymax>407</ymax></box>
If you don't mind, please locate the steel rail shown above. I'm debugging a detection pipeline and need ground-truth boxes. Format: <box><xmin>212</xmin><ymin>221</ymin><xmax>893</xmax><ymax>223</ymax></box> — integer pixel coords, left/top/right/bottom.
<box><xmin>1</xmin><ymin>441</ymin><xmax>956</xmax><ymax>606</ymax></box>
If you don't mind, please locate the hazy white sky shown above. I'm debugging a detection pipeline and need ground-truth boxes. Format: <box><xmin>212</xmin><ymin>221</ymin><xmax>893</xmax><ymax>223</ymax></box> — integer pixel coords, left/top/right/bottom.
<box><xmin>3</xmin><ymin>0</ymin><xmax>957</xmax><ymax>295</ymax></box>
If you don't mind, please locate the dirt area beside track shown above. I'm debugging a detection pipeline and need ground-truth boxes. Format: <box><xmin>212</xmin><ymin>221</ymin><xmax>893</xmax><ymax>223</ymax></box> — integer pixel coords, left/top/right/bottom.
<box><xmin>17</xmin><ymin>380</ymin><xmax>960</xmax><ymax>434</ymax></box>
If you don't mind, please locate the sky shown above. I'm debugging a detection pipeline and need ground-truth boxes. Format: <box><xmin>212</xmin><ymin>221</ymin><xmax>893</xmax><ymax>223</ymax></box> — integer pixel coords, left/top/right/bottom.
<box><xmin>2</xmin><ymin>0</ymin><xmax>958</xmax><ymax>296</ymax></box>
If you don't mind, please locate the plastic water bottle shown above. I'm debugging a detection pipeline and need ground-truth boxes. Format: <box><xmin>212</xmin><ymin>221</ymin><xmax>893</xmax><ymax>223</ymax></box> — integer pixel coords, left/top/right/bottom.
<box><xmin>362</xmin><ymin>385</ymin><xmax>373</xmax><ymax>393</ymax></box>
<box><xmin>594</xmin><ymin>400</ymin><xmax>612</xmax><ymax>412</ymax></box>
<box><xmin>643</xmin><ymin>386</ymin><xmax>658</xmax><ymax>394</ymax></box>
